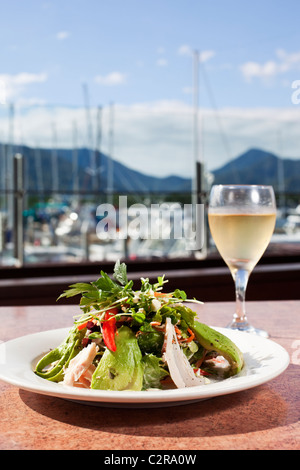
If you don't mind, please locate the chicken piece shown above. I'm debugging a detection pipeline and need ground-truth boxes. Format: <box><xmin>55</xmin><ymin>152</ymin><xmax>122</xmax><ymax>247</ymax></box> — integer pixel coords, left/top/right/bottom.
<box><xmin>63</xmin><ymin>342</ymin><xmax>98</xmax><ymax>387</ymax></box>
<box><xmin>74</xmin><ymin>364</ymin><xmax>97</xmax><ymax>388</ymax></box>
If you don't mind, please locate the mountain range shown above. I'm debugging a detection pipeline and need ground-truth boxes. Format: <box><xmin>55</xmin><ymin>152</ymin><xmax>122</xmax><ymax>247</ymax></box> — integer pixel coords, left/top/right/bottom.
<box><xmin>0</xmin><ymin>144</ymin><xmax>191</xmax><ymax>194</ymax></box>
<box><xmin>1</xmin><ymin>144</ymin><xmax>299</xmax><ymax>194</ymax></box>
<box><xmin>211</xmin><ymin>148</ymin><xmax>300</xmax><ymax>192</ymax></box>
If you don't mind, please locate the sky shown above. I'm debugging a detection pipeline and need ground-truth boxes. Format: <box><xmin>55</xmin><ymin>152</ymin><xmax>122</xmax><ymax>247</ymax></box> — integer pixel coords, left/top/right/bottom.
<box><xmin>1</xmin><ymin>0</ymin><xmax>300</xmax><ymax>177</ymax></box>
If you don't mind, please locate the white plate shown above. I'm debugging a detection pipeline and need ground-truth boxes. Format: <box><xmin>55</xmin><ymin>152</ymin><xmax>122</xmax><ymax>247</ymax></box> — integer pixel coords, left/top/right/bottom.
<box><xmin>0</xmin><ymin>327</ymin><xmax>290</xmax><ymax>408</ymax></box>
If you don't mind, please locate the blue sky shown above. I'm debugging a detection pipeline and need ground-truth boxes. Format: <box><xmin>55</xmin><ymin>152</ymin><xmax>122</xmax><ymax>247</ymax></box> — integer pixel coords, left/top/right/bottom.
<box><xmin>1</xmin><ymin>0</ymin><xmax>300</xmax><ymax>176</ymax></box>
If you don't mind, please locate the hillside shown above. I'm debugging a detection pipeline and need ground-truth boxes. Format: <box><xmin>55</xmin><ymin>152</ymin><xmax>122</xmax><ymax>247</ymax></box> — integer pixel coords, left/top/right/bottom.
<box><xmin>212</xmin><ymin>148</ymin><xmax>300</xmax><ymax>192</ymax></box>
<box><xmin>0</xmin><ymin>144</ymin><xmax>192</xmax><ymax>194</ymax></box>
<box><xmin>1</xmin><ymin>144</ymin><xmax>299</xmax><ymax>194</ymax></box>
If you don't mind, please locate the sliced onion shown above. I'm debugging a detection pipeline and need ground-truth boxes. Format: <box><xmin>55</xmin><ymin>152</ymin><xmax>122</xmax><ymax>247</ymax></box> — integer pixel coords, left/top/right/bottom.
<box><xmin>163</xmin><ymin>317</ymin><xmax>186</xmax><ymax>388</ymax></box>
<box><xmin>163</xmin><ymin>317</ymin><xmax>204</xmax><ymax>389</ymax></box>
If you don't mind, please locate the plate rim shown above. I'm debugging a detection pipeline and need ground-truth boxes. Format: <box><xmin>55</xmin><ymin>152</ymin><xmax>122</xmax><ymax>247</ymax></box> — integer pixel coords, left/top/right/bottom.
<box><xmin>0</xmin><ymin>326</ymin><xmax>290</xmax><ymax>405</ymax></box>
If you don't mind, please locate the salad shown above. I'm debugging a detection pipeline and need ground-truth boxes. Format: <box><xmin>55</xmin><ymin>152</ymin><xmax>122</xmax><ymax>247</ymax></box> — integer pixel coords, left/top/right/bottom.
<box><xmin>35</xmin><ymin>261</ymin><xmax>244</xmax><ymax>391</ymax></box>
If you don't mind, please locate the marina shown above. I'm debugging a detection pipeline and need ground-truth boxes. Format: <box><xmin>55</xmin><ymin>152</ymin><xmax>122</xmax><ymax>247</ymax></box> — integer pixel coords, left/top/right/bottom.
<box><xmin>0</xmin><ymin>193</ymin><xmax>299</xmax><ymax>266</ymax></box>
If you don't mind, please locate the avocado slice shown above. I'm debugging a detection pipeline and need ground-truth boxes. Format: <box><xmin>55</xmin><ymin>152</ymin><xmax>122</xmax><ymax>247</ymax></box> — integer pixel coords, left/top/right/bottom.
<box><xmin>91</xmin><ymin>326</ymin><xmax>144</xmax><ymax>391</ymax></box>
<box><xmin>35</xmin><ymin>326</ymin><xmax>86</xmax><ymax>382</ymax></box>
<box><xmin>191</xmin><ymin>321</ymin><xmax>244</xmax><ymax>377</ymax></box>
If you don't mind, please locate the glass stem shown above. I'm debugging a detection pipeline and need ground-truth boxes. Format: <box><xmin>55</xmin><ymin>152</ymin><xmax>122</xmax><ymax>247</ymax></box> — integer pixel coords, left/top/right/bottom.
<box><xmin>233</xmin><ymin>269</ymin><xmax>249</xmax><ymax>324</ymax></box>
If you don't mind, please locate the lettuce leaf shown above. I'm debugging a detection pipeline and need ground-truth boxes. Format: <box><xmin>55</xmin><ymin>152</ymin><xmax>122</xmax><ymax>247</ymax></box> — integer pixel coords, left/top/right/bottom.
<box><xmin>142</xmin><ymin>354</ymin><xmax>169</xmax><ymax>390</ymax></box>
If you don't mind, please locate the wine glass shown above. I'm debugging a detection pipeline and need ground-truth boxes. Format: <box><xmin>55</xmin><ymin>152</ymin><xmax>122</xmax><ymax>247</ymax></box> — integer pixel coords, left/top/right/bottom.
<box><xmin>208</xmin><ymin>185</ymin><xmax>276</xmax><ymax>337</ymax></box>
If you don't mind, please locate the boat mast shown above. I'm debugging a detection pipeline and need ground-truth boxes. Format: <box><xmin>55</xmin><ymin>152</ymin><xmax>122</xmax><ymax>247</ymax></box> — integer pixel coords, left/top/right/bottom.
<box><xmin>51</xmin><ymin>122</ymin><xmax>59</xmax><ymax>194</ymax></box>
<box><xmin>193</xmin><ymin>50</ymin><xmax>200</xmax><ymax>209</ymax></box>
<box><xmin>34</xmin><ymin>144</ymin><xmax>44</xmax><ymax>194</ymax></box>
<box><xmin>7</xmin><ymin>103</ymin><xmax>15</xmax><ymax>231</ymax></box>
<box><xmin>193</xmin><ymin>50</ymin><xmax>207</xmax><ymax>255</ymax></box>
<box><xmin>72</xmin><ymin>120</ymin><xmax>79</xmax><ymax>197</ymax></box>
<box><xmin>82</xmin><ymin>83</ymin><xmax>97</xmax><ymax>192</ymax></box>
<box><xmin>95</xmin><ymin>105</ymin><xmax>103</xmax><ymax>191</ymax></box>
<box><xmin>277</xmin><ymin>129</ymin><xmax>286</xmax><ymax>215</ymax></box>
<box><xmin>107</xmin><ymin>102</ymin><xmax>114</xmax><ymax>205</ymax></box>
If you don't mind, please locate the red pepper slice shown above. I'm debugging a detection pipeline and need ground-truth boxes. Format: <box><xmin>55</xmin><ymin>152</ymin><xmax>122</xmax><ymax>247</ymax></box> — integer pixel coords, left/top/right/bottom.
<box><xmin>102</xmin><ymin>308</ymin><xmax>118</xmax><ymax>352</ymax></box>
<box><xmin>193</xmin><ymin>368</ymin><xmax>211</xmax><ymax>376</ymax></box>
<box><xmin>77</xmin><ymin>320</ymin><xmax>89</xmax><ymax>331</ymax></box>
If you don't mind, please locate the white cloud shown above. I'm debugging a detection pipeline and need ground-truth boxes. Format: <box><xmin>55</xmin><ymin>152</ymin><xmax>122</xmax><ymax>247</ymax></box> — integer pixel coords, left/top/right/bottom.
<box><xmin>178</xmin><ymin>45</ymin><xmax>216</xmax><ymax>63</ymax></box>
<box><xmin>13</xmin><ymin>72</ymin><xmax>47</xmax><ymax>85</ymax></box>
<box><xmin>241</xmin><ymin>49</ymin><xmax>300</xmax><ymax>82</ymax></box>
<box><xmin>94</xmin><ymin>72</ymin><xmax>127</xmax><ymax>86</ymax></box>
<box><xmin>199</xmin><ymin>50</ymin><xmax>215</xmax><ymax>63</ymax></box>
<box><xmin>5</xmin><ymin>101</ymin><xmax>300</xmax><ymax>177</ymax></box>
<box><xmin>156</xmin><ymin>58</ymin><xmax>168</xmax><ymax>67</ymax></box>
<box><xmin>241</xmin><ymin>61</ymin><xmax>278</xmax><ymax>81</ymax></box>
<box><xmin>276</xmin><ymin>48</ymin><xmax>300</xmax><ymax>69</ymax></box>
<box><xmin>0</xmin><ymin>72</ymin><xmax>48</xmax><ymax>103</ymax></box>
<box><xmin>56</xmin><ymin>31</ymin><xmax>70</xmax><ymax>40</ymax></box>
<box><xmin>178</xmin><ymin>44</ymin><xmax>193</xmax><ymax>57</ymax></box>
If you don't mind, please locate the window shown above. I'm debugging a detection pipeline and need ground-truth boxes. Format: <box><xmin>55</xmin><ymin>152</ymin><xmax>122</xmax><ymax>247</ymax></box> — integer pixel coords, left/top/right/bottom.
<box><xmin>1</xmin><ymin>2</ymin><xmax>300</xmax><ymax>275</ymax></box>
<box><xmin>0</xmin><ymin>103</ymin><xmax>300</xmax><ymax>268</ymax></box>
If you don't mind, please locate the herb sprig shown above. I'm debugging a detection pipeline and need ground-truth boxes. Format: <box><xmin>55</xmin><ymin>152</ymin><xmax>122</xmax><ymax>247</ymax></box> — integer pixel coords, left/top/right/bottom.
<box><xmin>58</xmin><ymin>261</ymin><xmax>133</xmax><ymax>313</ymax></box>
<box><xmin>58</xmin><ymin>261</ymin><xmax>203</xmax><ymax>325</ymax></box>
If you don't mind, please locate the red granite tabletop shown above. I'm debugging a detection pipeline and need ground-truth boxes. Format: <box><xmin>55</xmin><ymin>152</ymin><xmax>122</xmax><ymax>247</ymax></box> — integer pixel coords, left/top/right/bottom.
<box><xmin>0</xmin><ymin>300</ymin><xmax>299</xmax><ymax>450</ymax></box>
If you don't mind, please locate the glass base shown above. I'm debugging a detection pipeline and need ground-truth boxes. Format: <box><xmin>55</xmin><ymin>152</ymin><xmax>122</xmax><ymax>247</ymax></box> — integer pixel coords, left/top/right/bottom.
<box><xmin>226</xmin><ymin>320</ymin><xmax>269</xmax><ymax>338</ymax></box>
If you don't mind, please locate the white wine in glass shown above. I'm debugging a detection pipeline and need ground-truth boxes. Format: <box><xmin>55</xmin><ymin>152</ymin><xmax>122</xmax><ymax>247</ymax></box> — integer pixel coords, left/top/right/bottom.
<box><xmin>208</xmin><ymin>185</ymin><xmax>276</xmax><ymax>337</ymax></box>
